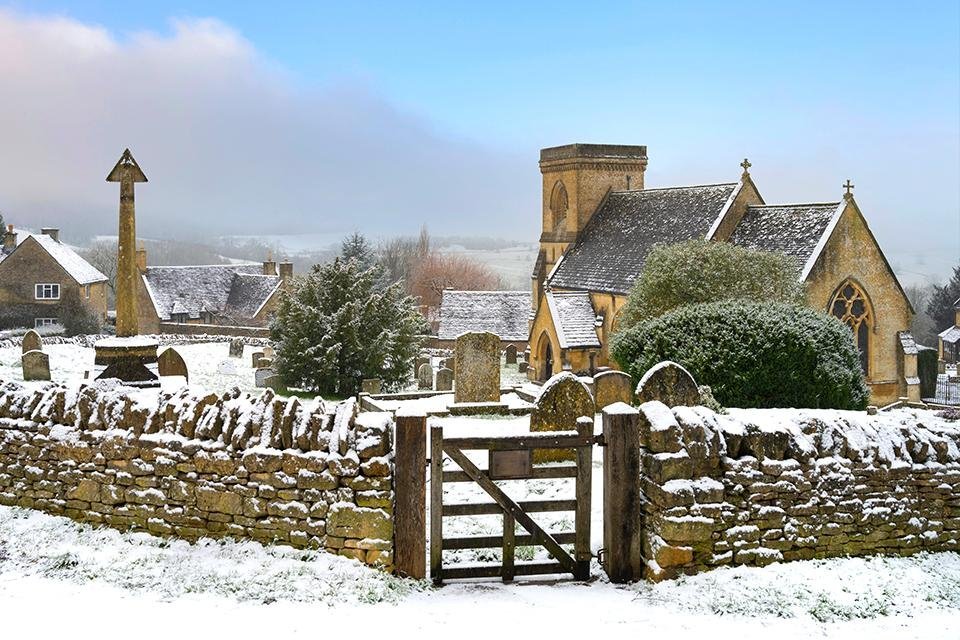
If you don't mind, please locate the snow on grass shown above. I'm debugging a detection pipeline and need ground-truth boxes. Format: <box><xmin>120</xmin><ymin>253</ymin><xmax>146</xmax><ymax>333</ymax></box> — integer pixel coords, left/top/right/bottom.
<box><xmin>0</xmin><ymin>506</ymin><xmax>423</xmax><ymax>605</ymax></box>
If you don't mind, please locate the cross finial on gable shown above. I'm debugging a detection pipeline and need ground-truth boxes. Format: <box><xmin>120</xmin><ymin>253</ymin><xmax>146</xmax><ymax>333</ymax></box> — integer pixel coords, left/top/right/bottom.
<box><xmin>843</xmin><ymin>179</ymin><xmax>855</xmax><ymax>199</ymax></box>
<box><xmin>740</xmin><ymin>158</ymin><xmax>752</xmax><ymax>176</ymax></box>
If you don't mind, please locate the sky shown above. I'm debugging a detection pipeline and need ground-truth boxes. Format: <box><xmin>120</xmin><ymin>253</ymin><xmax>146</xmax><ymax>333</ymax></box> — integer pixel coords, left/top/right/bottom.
<box><xmin>0</xmin><ymin>1</ymin><xmax>957</xmax><ymax>283</ymax></box>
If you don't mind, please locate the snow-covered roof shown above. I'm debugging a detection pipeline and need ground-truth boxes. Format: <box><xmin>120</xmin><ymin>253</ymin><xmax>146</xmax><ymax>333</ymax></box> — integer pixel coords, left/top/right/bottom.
<box><xmin>546</xmin><ymin>290</ymin><xmax>600</xmax><ymax>349</ymax></box>
<box><xmin>437</xmin><ymin>290</ymin><xmax>531</xmax><ymax>341</ymax></box>
<box><xmin>898</xmin><ymin>331</ymin><xmax>918</xmax><ymax>355</ymax></box>
<box><xmin>25</xmin><ymin>234</ymin><xmax>108</xmax><ymax>285</ymax></box>
<box><xmin>727</xmin><ymin>203</ymin><xmax>840</xmax><ymax>274</ymax></box>
<box><xmin>548</xmin><ymin>183</ymin><xmax>738</xmax><ymax>295</ymax></box>
<box><xmin>142</xmin><ymin>264</ymin><xmax>281</xmax><ymax>322</ymax></box>
<box><xmin>939</xmin><ymin>325</ymin><xmax>960</xmax><ymax>344</ymax></box>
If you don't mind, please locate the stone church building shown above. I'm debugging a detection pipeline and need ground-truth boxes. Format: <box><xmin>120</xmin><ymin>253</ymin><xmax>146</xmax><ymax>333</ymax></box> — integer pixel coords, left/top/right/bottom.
<box><xmin>528</xmin><ymin>143</ymin><xmax>918</xmax><ymax>405</ymax></box>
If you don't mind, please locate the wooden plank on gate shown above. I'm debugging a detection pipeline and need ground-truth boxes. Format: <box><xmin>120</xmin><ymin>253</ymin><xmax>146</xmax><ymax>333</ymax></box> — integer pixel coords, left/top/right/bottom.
<box><xmin>574</xmin><ymin>416</ymin><xmax>593</xmax><ymax>580</ymax></box>
<box><xmin>443</xmin><ymin>499</ymin><xmax>576</xmax><ymax>517</ymax></box>
<box><xmin>442</xmin><ymin>531</ymin><xmax>577</xmax><ymax>550</ymax></box>
<box><xmin>430</xmin><ymin>425</ymin><xmax>444</xmax><ymax>583</ymax></box>
<box><xmin>441</xmin><ymin>562</ymin><xmax>567</xmax><ymax>580</ymax></box>
<box><xmin>394</xmin><ymin>411</ymin><xmax>426</xmax><ymax>579</ymax></box>
<box><xmin>443</xmin><ymin>431</ymin><xmax>592</xmax><ymax>451</ymax></box>
<box><xmin>444</xmin><ymin>445</ymin><xmax>578</xmax><ymax>575</ymax></box>
<box><xmin>503</xmin><ymin>512</ymin><xmax>515</xmax><ymax>582</ymax></box>
<box><xmin>443</xmin><ymin>463</ymin><xmax>577</xmax><ymax>483</ymax></box>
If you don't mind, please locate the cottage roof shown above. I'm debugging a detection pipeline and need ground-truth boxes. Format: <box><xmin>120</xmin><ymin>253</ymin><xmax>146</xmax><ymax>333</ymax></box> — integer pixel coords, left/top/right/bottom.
<box><xmin>939</xmin><ymin>325</ymin><xmax>960</xmax><ymax>344</ymax></box>
<box><xmin>142</xmin><ymin>263</ymin><xmax>280</xmax><ymax>322</ymax></box>
<box><xmin>546</xmin><ymin>290</ymin><xmax>600</xmax><ymax>349</ymax></box>
<box><xmin>548</xmin><ymin>183</ymin><xmax>738</xmax><ymax>294</ymax></box>
<box><xmin>728</xmin><ymin>202</ymin><xmax>841</xmax><ymax>272</ymax></box>
<box><xmin>30</xmin><ymin>234</ymin><xmax>108</xmax><ymax>285</ymax></box>
<box><xmin>437</xmin><ymin>290</ymin><xmax>531</xmax><ymax>341</ymax></box>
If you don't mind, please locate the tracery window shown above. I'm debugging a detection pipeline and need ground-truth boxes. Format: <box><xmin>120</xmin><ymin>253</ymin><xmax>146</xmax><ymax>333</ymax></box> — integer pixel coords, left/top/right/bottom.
<box><xmin>550</xmin><ymin>181</ymin><xmax>569</xmax><ymax>233</ymax></box>
<box><xmin>829</xmin><ymin>281</ymin><xmax>871</xmax><ymax>374</ymax></box>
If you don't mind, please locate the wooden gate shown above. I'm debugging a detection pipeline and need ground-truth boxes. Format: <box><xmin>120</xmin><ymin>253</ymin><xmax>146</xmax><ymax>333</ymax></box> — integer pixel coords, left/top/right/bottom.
<box><xmin>429</xmin><ymin>418</ymin><xmax>594</xmax><ymax>583</ymax></box>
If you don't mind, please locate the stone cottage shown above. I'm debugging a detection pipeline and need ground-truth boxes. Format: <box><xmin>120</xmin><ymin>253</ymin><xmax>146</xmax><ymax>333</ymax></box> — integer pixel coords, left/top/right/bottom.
<box><xmin>937</xmin><ymin>297</ymin><xmax>960</xmax><ymax>365</ymax></box>
<box><xmin>0</xmin><ymin>226</ymin><xmax>108</xmax><ymax>330</ymax></box>
<box><xmin>528</xmin><ymin>143</ymin><xmax>918</xmax><ymax>405</ymax></box>
<box><xmin>136</xmin><ymin>247</ymin><xmax>292</xmax><ymax>336</ymax></box>
<box><xmin>435</xmin><ymin>290</ymin><xmax>530</xmax><ymax>351</ymax></box>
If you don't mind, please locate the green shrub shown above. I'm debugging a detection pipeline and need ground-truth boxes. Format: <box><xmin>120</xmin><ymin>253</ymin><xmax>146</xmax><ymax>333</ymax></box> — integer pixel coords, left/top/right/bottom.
<box><xmin>618</xmin><ymin>239</ymin><xmax>806</xmax><ymax>330</ymax></box>
<box><xmin>611</xmin><ymin>300</ymin><xmax>869</xmax><ymax>409</ymax></box>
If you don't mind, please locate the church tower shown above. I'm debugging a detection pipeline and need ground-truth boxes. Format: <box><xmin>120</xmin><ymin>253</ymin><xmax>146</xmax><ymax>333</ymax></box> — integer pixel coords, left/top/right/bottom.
<box><xmin>532</xmin><ymin>143</ymin><xmax>648</xmax><ymax>314</ymax></box>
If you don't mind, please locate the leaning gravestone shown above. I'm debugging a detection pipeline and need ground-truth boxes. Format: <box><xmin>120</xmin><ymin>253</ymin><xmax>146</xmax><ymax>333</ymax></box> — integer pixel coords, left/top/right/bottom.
<box><xmin>454</xmin><ymin>331</ymin><xmax>500</xmax><ymax>403</ymax></box>
<box><xmin>417</xmin><ymin>363</ymin><xmax>433</xmax><ymax>390</ymax></box>
<box><xmin>362</xmin><ymin>378</ymin><xmax>382</xmax><ymax>394</ymax></box>
<box><xmin>594</xmin><ymin>370</ymin><xmax>634</xmax><ymax>408</ymax></box>
<box><xmin>158</xmin><ymin>347</ymin><xmax>189</xmax><ymax>381</ymax></box>
<box><xmin>435</xmin><ymin>367</ymin><xmax>454</xmax><ymax>391</ymax></box>
<box><xmin>504</xmin><ymin>344</ymin><xmax>518</xmax><ymax>365</ymax></box>
<box><xmin>255</xmin><ymin>368</ymin><xmax>278</xmax><ymax>388</ymax></box>
<box><xmin>251</xmin><ymin>351</ymin><xmax>265</xmax><ymax>368</ymax></box>
<box><xmin>228</xmin><ymin>338</ymin><xmax>244</xmax><ymax>358</ymax></box>
<box><xmin>21</xmin><ymin>330</ymin><xmax>42</xmax><ymax>355</ymax></box>
<box><xmin>22</xmin><ymin>350</ymin><xmax>50</xmax><ymax>381</ymax></box>
<box><xmin>635</xmin><ymin>361</ymin><xmax>700</xmax><ymax>407</ymax></box>
<box><xmin>530</xmin><ymin>371</ymin><xmax>594</xmax><ymax>462</ymax></box>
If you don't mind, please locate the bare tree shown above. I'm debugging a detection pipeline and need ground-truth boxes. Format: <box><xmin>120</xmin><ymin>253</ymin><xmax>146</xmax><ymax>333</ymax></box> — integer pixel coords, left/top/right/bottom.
<box><xmin>408</xmin><ymin>251</ymin><xmax>501</xmax><ymax>313</ymax></box>
<box><xmin>80</xmin><ymin>240</ymin><xmax>118</xmax><ymax>300</ymax></box>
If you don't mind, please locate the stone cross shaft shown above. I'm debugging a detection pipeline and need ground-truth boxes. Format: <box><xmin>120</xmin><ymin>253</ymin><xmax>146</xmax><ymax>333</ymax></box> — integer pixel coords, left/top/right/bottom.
<box><xmin>106</xmin><ymin>149</ymin><xmax>148</xmax><ymax>338</ymax></box>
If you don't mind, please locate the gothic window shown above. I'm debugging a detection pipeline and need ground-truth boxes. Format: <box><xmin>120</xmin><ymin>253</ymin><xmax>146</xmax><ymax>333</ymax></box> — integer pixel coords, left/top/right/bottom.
<box><xmin>829</xmin><ymin>281</ymin><xmax>871</xmax><ymax>374</ymax></box>
<box><xmin>550</xmin><ymin>181</ymin><xmax>569</xmax><ymax>233</ymax></box>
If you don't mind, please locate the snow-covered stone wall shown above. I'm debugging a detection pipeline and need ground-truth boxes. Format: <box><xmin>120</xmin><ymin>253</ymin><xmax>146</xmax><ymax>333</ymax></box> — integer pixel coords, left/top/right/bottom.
<box><xmin>638</xmin><ymin>402</ymin><xmax>960</xmax><ymax>580</ymax></box>
<box><xmin>0</xmin><ymin>380</ymin><xmax>394</xmax><ymax>568</ymax></box>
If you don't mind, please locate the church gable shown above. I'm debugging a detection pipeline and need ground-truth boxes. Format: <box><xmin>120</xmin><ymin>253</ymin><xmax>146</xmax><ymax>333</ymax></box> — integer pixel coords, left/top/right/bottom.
<box><xmin>728</xmin><ymin>202</ymin><xmax>842</xmax><ymax>274</ymax></box>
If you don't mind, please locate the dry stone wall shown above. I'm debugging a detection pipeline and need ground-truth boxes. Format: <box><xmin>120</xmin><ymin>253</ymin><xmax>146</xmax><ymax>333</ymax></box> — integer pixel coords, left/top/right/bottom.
<box><xmin>638</xmin><ymin>401</ymin><xmax>960</xmax><ymax>580</ymax></box>
<box><xmin>0</xmin><ymin>379</ymin><xmax>395</xmax><ymax>568</ymax></box>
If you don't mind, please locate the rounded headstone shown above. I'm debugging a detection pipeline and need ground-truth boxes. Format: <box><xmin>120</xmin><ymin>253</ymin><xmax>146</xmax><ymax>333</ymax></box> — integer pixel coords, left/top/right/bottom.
<box><xmin>417</xmin><ymin>363</ymin><xmax>433</xmax><ymax>390</ymax></box>
<box><xmin>21</xmin><ymin>330</ymin><xmax>42</xmax><ymax>355</ymax></box>
<box><xmin>635</xmin><ymin>361</ymin><xmax>700</xmax><ymax>407</ymax></box>
<box><xmin>22</xmin><ymin>349</ymin><xmax>51</xmax><ymax>381</ymax></box>
<box><xmin>435</xmin><ymin>367</ymin><xmax>454</xmax><ymax>391</ymax></box>
<box><xmin>530</xmin><ymin>372</ymin><xmax>594</xmax><ymax>462</ymax></box>
<box><xmin>594</xmin><ymin>370</ymin><xmax>634</xmax><ymax>409</ymax></box>
<box><xmin>504</xmin><ymin>344</ymin><xmax>518</xmax><ymax>365</ymax></box>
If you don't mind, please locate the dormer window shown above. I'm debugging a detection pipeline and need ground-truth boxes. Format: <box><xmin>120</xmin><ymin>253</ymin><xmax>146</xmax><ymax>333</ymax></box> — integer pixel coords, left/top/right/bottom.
<box><xmin>35</xmin><ymin>283</ymin><xmax>60</xmax><ymax>300</ymax></box>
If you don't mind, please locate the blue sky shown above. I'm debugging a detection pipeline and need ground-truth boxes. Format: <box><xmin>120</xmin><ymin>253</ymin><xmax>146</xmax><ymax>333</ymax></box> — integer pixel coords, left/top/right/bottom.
<box><xmin>1</xmin><ymin>1</ymin><xmax>958</xmax><ymax>282</ymax></box>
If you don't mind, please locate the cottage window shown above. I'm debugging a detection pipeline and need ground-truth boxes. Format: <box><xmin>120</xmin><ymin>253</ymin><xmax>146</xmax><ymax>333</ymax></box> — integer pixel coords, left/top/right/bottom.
<box><xmin>829</xmin><ymin>280</ymin><xmax>872</xmax><ymax>375</ymax></box>
<box><xmin>34</xmin><ymin>318</ymin><xmax>58</xmax><ymax>328</ymax></box>
<box><xmin>85</xmin><ymin>284</ymin><xmax>91</xmax><ymax>299</ymax></box>
<box><xmin>35</xmin><ymin>283</ymin><xmax>60</xmax><ymax>300</ymax></box>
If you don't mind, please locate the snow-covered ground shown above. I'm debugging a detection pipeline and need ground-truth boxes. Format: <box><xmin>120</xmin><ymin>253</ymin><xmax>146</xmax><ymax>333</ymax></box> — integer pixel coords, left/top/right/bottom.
<box><xmin>0</xmin><ymin>506</ymin><xmax>957</xmax><ymax>639</ymax></box>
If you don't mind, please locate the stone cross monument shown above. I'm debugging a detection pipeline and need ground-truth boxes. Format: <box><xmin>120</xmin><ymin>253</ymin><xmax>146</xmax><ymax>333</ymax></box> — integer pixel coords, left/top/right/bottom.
<box><xmin>106</xmin><ymin>148</ymin><xmax>147</xmax><ymax>337</ymax></box>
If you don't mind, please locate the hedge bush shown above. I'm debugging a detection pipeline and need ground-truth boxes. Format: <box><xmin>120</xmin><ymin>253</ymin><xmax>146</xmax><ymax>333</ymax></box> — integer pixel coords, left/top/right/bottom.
<box><xmin>611</xmin><ymin>300</ymin><xmax>869</xmax><ymax>409</ymax></box>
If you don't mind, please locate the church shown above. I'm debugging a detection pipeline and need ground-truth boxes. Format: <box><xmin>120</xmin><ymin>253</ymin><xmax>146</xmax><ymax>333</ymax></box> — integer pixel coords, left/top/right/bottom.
<box><xmin>528</xmin><ymin>143</ymin><xmax>919</xmax><ymax>406</ymax></box>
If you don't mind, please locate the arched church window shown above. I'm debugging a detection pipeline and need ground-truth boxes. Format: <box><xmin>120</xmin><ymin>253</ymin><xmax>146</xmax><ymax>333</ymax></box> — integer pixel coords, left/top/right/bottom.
<box><xmin>829</xmin><ymin>280</ymin><xmax>871</xmax><ymax>374</ymax></box>
<box><xmin>550</xmin><ymin>181</ymin><xmax>569</xmax><ymax>233</ymax></box>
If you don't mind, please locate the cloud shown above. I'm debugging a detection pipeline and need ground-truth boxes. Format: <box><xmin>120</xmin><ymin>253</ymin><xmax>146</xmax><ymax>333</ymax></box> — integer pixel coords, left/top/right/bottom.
<box><xmin>0</xmin><ymin>11</ymin><xmax>535</xmax><ymax>242</ymax></box>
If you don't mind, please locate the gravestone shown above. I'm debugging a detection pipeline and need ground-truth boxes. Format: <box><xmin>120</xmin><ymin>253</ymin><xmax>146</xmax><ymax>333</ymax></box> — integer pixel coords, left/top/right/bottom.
<box><xmin>454</xmin><ymin>331</ymin><xmax>500</xmax><ymax>403</ymax></box>
<box><xmin>441</xmin><ymin>357</ymin><xmax>455</xmax><ymax>373</ymax></box>
<box><xmin>362</xmin><ymin>378</ymin><xmax>382</xmax><ymax>394</ymax></box>
<box><xmin>158</xmin><ymin>347</ymin><xmax>189</xmax><ymax>381</ymax></box>
<box><xmin>263</xmin><ymin>374</ymin><xmax>284</xmax><ymax>393</ymax></box>
<box><xmin>251</xmin><ymin>351</ymin><xmax>265</xmax><ymax>368</ymax></box>
<box><xmin>635</xmin><ymin>361</ymin><xmax>700</xmax><ymax>407</ymax></box>
<box><xmin>22</xmin><ymin>350</ymin><xmax>50</xmax><ymax>381</ymax></box>
<box><xmin>228</xmin><ymin>338</ymin><xmax>244</xmax><ymax>358</ymax></box>
<box><xmin>217</xmin><ymin>360</ymin><xmax>238</xmax><ymax>375</ymax></box>
<box><xmin>415</xmin><ymin>356</ymin><xmax>430</xmax><ymax>373</ymax></box>
<box><xmin>21</xmin><ymin>330</ymin><xmax>42</xmax><ymax>355</ymax></box>
<box><xmin>258</xmin><ymin>357</ymin><xmax>273</xmax><ymax>369</ymax></box>
<box><xmin>435</xmin><ymin>367</ymin><xmax>454</xmax><ymax>391</ymax></box>
<box><xmin>504</xmin><ymin>344</ymin><xmax>518</xmax><ymax>365</ymax></box>
<box><xmin>263</xmin><ymin>345</ymin><xmax>275</xmax><ymax>359</ymax></box>
<box><xmin>255</xmin><ymin>368</ymin><xmax>278</xmax><ymax>388</ymax></box>
<box><xmin>594</xmin><ymin>370</ymin><xmax>634</xmax><ymax>409</ymax></box>
<box><xmin>530</xmin><ymin>372</ymin><xmax>595</xmax><ymax>462</ymax></box>
<box><xmin>518</xmin><ymin>361</ymin><xmax>528</xmax><ymax>374</ymax></box>
<box><xmin>417</xmin><ymin>363</ymin><xmax>433</xmax><ymax>390</ymax></box>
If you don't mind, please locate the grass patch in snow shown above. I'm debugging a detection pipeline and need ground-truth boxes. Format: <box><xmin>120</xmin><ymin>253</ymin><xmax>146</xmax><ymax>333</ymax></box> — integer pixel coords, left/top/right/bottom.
<box><xmin>633</xmin><ymin>553</ymin><xmax>960</xmax><ymax>621</ymax></box>
<box><xmin>0</xmin><ymin>506</ymin><xmax>425</xmax><ymax>605</ymax></box>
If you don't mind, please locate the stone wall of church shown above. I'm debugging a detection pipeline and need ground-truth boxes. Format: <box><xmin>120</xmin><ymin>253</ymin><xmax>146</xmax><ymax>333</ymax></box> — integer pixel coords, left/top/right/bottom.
<box><xmin>637</xmin><ymin>401</ymin><xmax>960</xmax><ymax>581</ymax></box>
<box><xmin>0</xmin><ymin>380</ymin><xmax>395</xmax><ymax>569</ymax></box>
<box><xmin>804</xmin><ymin>200</ymin><xmax>914</xmax><ymax>405</ymax></box>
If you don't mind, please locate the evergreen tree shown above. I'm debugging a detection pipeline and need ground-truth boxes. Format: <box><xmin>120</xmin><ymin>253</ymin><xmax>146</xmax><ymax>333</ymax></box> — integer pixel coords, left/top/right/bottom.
<box><xmin>270</xmin><ymin>249</ymin><xmax>425</xmax><ymax>397</ymax></box>
<box><xmin>926</xmin><ymin>264</ymin><xmax>960</xmax><ymax>332</ymax></box>
<box><xmin>340</xmin><ymin>232</ymin><xmax>376</xmax><ymax>269</ymax></box>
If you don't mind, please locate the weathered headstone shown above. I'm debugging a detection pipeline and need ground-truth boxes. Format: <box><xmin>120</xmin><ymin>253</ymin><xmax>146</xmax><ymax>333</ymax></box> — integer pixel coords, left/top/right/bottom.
<box><xmin>263</xmin><ymin>374</ymin><xmax>284</xmax><ymax>393</ymax></box>
<box><xmin>258</xmin><ymin>357</ymin><xmax>273</xmax><ymax>369</ymax></box>
<box><xmin>454</xmin><ymin>331</ymin><xmax>500</xmax><ymax>403</ymax></box>
<box><xmin>255</xmin><ymin>368</ymin><xmax>278</xmax><ymax>388</ymax></box>
<box><xmin>251</xmin><ymin>351</ymin><xmax>265</xmax><ymax>368</ymax></box>
<box><xmin>530</xmin><ymin>372</ymin><xmax>595</xmax><ymax>462</ymax></box>
<box><xmin>436</xmin><ymin>367</ymin><xmax>454</xmax><ymax>391</ymax></box>
<box><xmin>504</xmin><ymin>344</ymin><xmax>518</xmax><ymax>365</ymax></box>
<box><xmin>263</xmin><ymin>345</ymin><xmax>275</xmax><ymax>359</ymax></box>
<box><xmin>228</xmin><ymin>338</ymin><xmax>244</xmax><ymax>358</ymax></box>
<box><xmin>21</xmin><ymin>330</ymin><xmax>42</xmax><ymax>355</ymax></box>
<box><xmin>217</xmin><ymin>360</ymin><xmax>238</xmax><ymax>375</ymax></box>
<box><xmin>415</xmin><ymin>356</ymin><xmax>430</xmax><ymax>373</ymax></box>
<box><xmin>594</xmin><ymin>370</ymin><xmax>634</xmax><ymax>409</ymax></box>
<box><xmin>417</xmin><ymin>363</ymin><xmax>433</xmax><ymax>390</ymax></box>
<box><xmin>518</xmin><ymin>361</ymin><xmax>528</xmax><ymax>374</ymax></box>
<box><xmin>158</xmin><ymin>347</ymin><xmax>188</xmax><ymax>381</ymax></box>
<box><xmin>362</xmin><ymin>378</ymin><xmax>382</xmax><ymax>394</ymax></box>
<box><xmin>635</xmin><ymin>361</ymin><xmax>700</xmax><ymax>407</ymax></box>
<box><xmin>22</xmin><ymin>350</ymin><xmax>50</xmax><ymax>381</ymax></box>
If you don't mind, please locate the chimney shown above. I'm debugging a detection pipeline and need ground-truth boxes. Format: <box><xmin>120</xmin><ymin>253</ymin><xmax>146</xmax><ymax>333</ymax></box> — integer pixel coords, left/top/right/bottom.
<box><xmin>136</xmin><ymin>242</ymin><xmax>147</xmax><ymax>273</ymax></box>
<box><xmin>2</xmin><ymin>224</ymin><xmax>15</xmax><ymax>252</ymax></box>
<box><xmin>278</xmin><ymin>262</ymin><xmax>293</xmax><ymax>282</ymax></box>
<box><xmin>41</xmin><ymin>227</ymin><xmax>59</xmax><ymax>242</ymax></box>
<box><xmin>263</xmin><ymin>259</ymin><xmax>277</xmax><ymax>276</ymax></box>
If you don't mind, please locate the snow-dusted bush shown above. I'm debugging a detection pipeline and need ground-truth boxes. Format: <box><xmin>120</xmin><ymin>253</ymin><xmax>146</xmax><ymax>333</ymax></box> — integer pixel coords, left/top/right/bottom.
<box><xmin>611</xmin><ymin>300</ymin><xmax>869</xmax><ymax>409</ymax></box>
<box><xmin>617</xmin><ymin>239</ymin><xmax>806</xmax><ymax>330</ymax></box>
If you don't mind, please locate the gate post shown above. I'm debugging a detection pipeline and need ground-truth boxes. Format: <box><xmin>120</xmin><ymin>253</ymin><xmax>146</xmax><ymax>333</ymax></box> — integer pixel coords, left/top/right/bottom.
<box><xmin>393</xmin><ymin>408</ymin><xmax>427</xmax><ymax>579</ymax></box>
<box><xmin>602</xmin><ymin>403</ymin><xmax>644</xmax><ymax>582</ymax></box>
